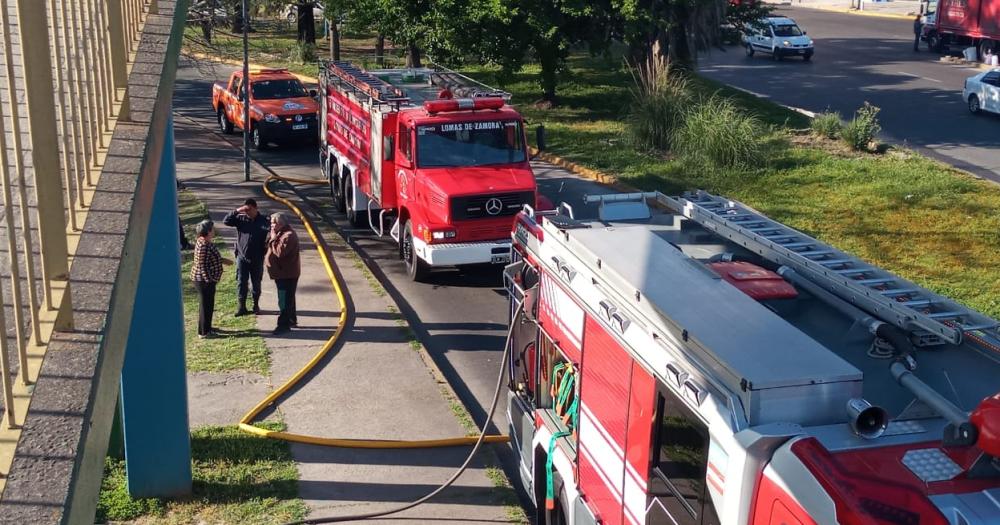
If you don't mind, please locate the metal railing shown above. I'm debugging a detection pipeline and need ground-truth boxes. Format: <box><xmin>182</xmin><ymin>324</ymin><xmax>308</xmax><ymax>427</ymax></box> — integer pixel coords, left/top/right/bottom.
<box><xmin>0</xmin><ymin>0</ymin><xmax>154</xmax><ymax>498</ymax></box>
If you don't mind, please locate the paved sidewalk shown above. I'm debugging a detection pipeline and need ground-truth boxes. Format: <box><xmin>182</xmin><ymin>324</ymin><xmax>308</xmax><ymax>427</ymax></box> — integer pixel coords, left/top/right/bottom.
<box><xmin>173</xmin><ymin>112</ymin><xmax>515</xmax><ymax>523</ymax></box>
<box><xmin>781</xmin><ymin>0</ymin><xmax>923</xmax><ymax>17</ymax></box>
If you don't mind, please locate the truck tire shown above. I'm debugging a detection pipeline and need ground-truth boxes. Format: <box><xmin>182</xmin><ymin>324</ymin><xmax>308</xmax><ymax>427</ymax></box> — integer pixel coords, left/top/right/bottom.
<box><xmin>927</xmin><ymin>32</ymin><xmax>944</xmax><ymax>53</ymax></box>
<box><xmin>344</xmin><ymin>177</ymin><xmax>365</xmax><ymax>227</ymax></box>
<box><xmin>218</xmin><ymin>108</ymin><xmax>234</xmax><ymax>134</ymax></box>
<box><xmin>401</xmin><ymin>220</ymin><xmax>429</xmax><ymax>282</ymax></box>
<box><xmin>330</xmin><ymin>162</ymin><xmax>346</xmax><ymax>213</ymax></box>
<box><xmin>251</xmin><ymin>125</ymin><xmax>268</xmax><ymax>150</ymax></box>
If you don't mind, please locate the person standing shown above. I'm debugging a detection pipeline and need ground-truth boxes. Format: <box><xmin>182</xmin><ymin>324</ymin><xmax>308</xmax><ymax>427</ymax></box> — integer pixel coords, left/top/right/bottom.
<box><xmin>223</xmin><ymin>198</ymin><xmax>270</xmax><ymax>316</ymax></box>
<box><xmin>191</xmin><ymin>220</ymin><xmax>231</xmax><ymax>339</ymax></box>
<box><xmin>913</xmin><ymin>14</ymin><xmax>923</xmax><ymax>51</ymax></box>
<box><xmin>266</xmin><ymin>212</ymin><xmax>301</xmax><ymax>335</ymax></box>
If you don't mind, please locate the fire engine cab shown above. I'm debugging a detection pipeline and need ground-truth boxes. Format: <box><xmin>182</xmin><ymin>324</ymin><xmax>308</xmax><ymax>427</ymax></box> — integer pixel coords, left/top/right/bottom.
<box><xmin>319</xmin><ymin>61</ymin><xmax>538</xmax><ymax>281</ymax></box>
<box><xmin>503</xmin><ymin>191</ymin><xmax>1000</xmax><ymax>525</ymax></box>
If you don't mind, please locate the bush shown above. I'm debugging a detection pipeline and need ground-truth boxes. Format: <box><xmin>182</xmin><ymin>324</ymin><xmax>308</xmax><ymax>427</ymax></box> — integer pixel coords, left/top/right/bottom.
<box><xmin>841</xmin><ymin>102</ymin><xmax>881</xmax><ymax>151</ymax></box>
<box><xmin>673</xmin><ymin>96</ymin><xmax>764</xmax><ymax>170</ymax></box>
<box><xmin>295</xmin><ymin>41</ymin><xmax>316</xmax><ymax>64</ymax></box>
<box><xmin>811</xmin><ymin>111</ymin><xmax>842</xmax><ymax>139</ymax></box>
<box><xmin>626</xmin><ymin>58</ymin><xmax>691</xmax><ymax>151</ymax></box>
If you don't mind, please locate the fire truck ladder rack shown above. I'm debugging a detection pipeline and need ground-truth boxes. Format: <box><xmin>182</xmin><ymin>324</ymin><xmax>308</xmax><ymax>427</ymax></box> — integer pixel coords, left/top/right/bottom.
<box><xmin>427</xmin><ymin>64</ymin><xmax>512</xmax><ymax>101</ymax></box>
<box><xmin>321</xmin><ymin>60</ymin><xmax>411</xmax><ymax>106</ymax></box>
<box><xmin>657</xmin><ymin>190</ymin><xmax>1000</xmax><ymax>347</ymax></box>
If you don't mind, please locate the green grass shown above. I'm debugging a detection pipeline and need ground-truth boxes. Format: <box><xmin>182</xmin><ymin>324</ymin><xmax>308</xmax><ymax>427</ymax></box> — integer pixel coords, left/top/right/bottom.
<box><xmin>96</xmin><ymin>423</ymin><xmax>307</xmax><ymax>524</ymax></box>
<box><xmin>465</xmin><ymin>54</ymin><xmax>1000</xmax><ymax>320</ymax></box>
<box><xmin>179</xmin><ymin>190</ymin><xmax>270</xmax><ymax>375</ymax></box>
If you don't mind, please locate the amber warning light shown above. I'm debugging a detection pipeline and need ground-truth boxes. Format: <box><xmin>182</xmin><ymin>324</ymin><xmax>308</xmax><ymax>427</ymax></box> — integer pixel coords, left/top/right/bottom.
<box><xmin>423</xmin><ymin>97</ymin><xmax>505</xmax><ymax>114</ymax></box>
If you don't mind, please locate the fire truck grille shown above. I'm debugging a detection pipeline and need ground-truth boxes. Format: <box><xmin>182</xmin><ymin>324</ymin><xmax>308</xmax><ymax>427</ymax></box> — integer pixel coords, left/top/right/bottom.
<box><xmin>452</xmin><ymin>192</ymin><xmax>533</xmax><ymax>220</ymax></box>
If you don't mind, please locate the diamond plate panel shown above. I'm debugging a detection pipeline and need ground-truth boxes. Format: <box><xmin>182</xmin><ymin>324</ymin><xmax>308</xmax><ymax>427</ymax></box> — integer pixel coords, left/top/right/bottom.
<box><xmin>902</xmin><ymin>448</ymin><xmax>962</xmax><ymax>482</ymax></box>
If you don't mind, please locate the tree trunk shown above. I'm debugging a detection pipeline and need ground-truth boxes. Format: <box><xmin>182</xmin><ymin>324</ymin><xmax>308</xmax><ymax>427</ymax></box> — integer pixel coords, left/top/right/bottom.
<box><xmin>537</xmin><ymin>43</ymin><xmax>559</xmax><ymax>103</ymax></box>
<box><xmin>201</xmin><ymin>20</ymin><xmax>213</xmax><ymax>43</ymax></box>
<box><xmin>329</xmin><ymin>21</ymin><xmax>340</xmax><ymax>61</ymax></box>
<box><xmin>375</xmin><ymin>34</ymin><xmax>386</xmax><ymax>66</ymax></box>
<box><xmin>297</xmin><ymin>3</ymin><xmax>317</xmax><ymax>44</ymax></box>
<box><xmin>667</xmin><ymin>4</ymin><xmax>694</xmax><ymax>71</ymax></box>
<box><xmin>230</xmin><ymin>0</ymin><xmax>243</xmax><ymax>33</ymax></box>
<box><xmin>405</xmin><ymin>42</ymin><xmax>422</xmax><ymax>68</ymax></box>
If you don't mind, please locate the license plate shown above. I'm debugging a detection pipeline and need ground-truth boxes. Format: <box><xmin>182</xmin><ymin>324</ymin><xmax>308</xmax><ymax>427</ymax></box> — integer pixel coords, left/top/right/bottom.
<box><xmin>491</xmin><ymin>254</ymin><xmax>511</xmax><ymax>264</ymax></box>
<box><xmin>292</xmin><ymin>124</ymin><xmax>308</xmax><ymax>130</ymax></box>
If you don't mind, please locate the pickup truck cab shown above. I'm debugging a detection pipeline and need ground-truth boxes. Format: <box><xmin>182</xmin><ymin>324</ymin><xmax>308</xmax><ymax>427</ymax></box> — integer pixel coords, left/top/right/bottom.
<box><xmin>211</xmin><ymin>68</ymin><xmax>320</xmax><ymax>150</ymax></box>
<box><xmin>744</xmin><ymin>16</ymin><xmax>814</xmax><ymax>61</ymax></box>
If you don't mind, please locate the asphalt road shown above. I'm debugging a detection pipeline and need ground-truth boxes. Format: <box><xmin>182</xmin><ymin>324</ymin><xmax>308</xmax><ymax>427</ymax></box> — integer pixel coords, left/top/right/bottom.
<box><xmin>699</xmin><ymin>6</ymin><xmax>1000</xmax><ymax>182</ymax></box>
<box><xmin>173</xmin><ymin>57</ymin><xmax>614</xmax><ymax>512</ymax></box>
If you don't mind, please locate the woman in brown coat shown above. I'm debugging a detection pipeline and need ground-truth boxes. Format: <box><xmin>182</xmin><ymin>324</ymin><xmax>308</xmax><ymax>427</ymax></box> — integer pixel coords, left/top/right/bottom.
<box><xmin>266</xmin><ymin>212</ymin><xmax>301</xmax><ymax>335</ymax></box>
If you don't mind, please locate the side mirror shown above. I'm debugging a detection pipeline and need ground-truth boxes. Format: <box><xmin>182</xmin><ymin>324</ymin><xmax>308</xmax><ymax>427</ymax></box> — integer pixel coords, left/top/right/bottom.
<box><xmin>309</xmin><ymin>89</ymin><xmax>318</xmax><ymax>98</ymax></box>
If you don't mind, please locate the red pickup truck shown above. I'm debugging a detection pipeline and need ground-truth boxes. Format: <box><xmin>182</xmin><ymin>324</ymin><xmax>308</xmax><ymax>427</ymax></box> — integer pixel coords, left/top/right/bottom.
<box><xmin>211</xmin><ymin>68</ymin><xmax>320</xmax><ymax>150</ymax></box>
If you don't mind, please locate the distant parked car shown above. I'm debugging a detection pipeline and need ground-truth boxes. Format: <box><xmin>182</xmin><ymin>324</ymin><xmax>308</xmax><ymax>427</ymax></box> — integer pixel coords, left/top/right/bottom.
<box><xmin>282</xmin><ymin>3</ymin><xmax>324</xmax><ymax>23</ymax></box>
<box><xmin>743</xmin><ymin>16</ymin><xmax>814</xmax><ymax>61</ymax></box>
<box><xmin>964</xmin><ymin>69</ymin><xmax>1000</xmax><ymax>114</ymax></box>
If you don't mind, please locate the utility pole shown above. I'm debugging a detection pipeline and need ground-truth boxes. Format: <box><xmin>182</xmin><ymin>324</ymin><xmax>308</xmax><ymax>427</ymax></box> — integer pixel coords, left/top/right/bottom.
<box><xmin>242</xmin><ymin>0</ymin><xmax>251</xmax><ymax>181</ymax></box>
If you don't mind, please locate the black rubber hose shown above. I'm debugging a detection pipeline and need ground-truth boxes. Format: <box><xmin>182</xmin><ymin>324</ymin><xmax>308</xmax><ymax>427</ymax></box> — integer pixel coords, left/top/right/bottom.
<box><xmin>875</xmin><ymin>323</ymin><xmax>915</xmax><ymax>357</ymax></box>
<box><xmin>281</xmin><ymin>301</ymin><xmax>523</xmax><ymax>525</ymax></box>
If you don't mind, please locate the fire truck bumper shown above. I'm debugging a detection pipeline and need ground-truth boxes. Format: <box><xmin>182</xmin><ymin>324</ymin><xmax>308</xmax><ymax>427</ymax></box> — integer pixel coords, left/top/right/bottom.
<box><xmin>413</xmin><ymin>238</ymin><xmax>513</xmax><ymax>267</ymax></box>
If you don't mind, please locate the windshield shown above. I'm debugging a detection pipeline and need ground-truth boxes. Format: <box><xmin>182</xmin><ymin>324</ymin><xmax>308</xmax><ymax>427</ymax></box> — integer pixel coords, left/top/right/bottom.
<box><xmin>773</xmin><ymin>24</ymin><xmax>803</xmax><ymax>37</ymax></box>
<box><xmin>251</xmin><ymin>79</ymin><xmax>307</xmax><ymax>100</ymax></box>
<box><xmin>416</xmin><ymin>120</ymin><xmax>526</xmax><ymax>167</ymax></box>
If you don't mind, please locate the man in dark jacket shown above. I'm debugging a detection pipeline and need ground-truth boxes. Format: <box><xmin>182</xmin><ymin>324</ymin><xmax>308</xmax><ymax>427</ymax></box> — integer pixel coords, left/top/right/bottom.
<box><xmin>266</xmin><ymin>212</ymin><xmax>301</xmax><ymax>335</ymax></box>
<box><xmin>223</xmin><ymin>198</ymin><xmax>269</xmax><ymax>316</ymax></box>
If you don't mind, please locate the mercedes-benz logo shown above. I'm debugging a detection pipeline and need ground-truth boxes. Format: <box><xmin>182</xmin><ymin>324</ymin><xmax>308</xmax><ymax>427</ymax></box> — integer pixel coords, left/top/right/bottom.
<box><xmin>294</xmin><ymin>114</ymin><xmax>303</xmax><ymax>122</ymax></box>
<box><xmin>485</xmin><ymin>198</ymin><xmax>503</xmax><ymax>216</ymax></box>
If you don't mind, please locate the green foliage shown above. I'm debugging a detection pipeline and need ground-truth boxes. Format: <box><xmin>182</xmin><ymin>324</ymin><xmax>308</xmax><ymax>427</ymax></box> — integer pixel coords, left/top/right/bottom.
<box><xmin>841</xmin><ymin>102</ymin><xmax>882</xmax><ymax>151</ymax></box>
<box><xmin>296</xmin><ymin>40</ymin><xmax>317</xmax><ymax>63</ymax></box>
<box><xmin>811</xmin><ymin>111</ymin><xmax>843</xmax><ymax>139</ymax></box>
<box><xmin>673</xmin><ymin>96</ymin><xmax>764</xmax><ymax>170</ymax></box>
<box><xmin>626</xmin><ymin>58</ymin><xmax>690</xmax><ymax>150</ymax></box>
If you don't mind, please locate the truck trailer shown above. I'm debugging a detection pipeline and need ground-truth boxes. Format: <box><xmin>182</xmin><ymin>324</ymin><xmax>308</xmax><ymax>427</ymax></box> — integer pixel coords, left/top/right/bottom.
<box><xmin>318</xmin><ymin>61</ymin><xmax>538</xmax><ymax>281</ymax></box>
<box><xmin>503</xmin><ymin>191</ymin><xmax>1000</xmax><ymax>525</ymax></box>
<box><xmin>923</xmin><ymin>0</ymin><xmax>1000</xmax><ymax>59</ymax></box>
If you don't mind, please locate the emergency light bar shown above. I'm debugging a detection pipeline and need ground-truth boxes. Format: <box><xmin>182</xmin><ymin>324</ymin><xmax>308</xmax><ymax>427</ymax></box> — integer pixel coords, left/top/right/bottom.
<box><xmin>253</xmin><ymin>68</ymin><xmax>290</xmax><ymax>74</ymax></box>
<box><xmin>423</xmin><ymin>97</ymin><xmax>504</xmax><ymax>114</ymax></box>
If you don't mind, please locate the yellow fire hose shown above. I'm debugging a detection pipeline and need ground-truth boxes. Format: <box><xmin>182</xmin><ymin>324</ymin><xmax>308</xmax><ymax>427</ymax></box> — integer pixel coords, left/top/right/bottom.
<box><xmin>239</xmin><ymin>173</ymin><xmax>510</xmax><ymax>449</ymax></box>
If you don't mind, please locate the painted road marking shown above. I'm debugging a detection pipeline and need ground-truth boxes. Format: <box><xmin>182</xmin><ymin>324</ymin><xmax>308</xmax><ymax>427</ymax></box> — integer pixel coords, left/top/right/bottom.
<box><xmin>898</xmin><ymin>71</ymin><xmax>942</xmax><ymax>83</ymax></box>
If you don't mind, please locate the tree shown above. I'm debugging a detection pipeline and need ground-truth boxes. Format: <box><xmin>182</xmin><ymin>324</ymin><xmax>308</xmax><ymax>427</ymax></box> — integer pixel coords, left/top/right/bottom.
<box><xmin>295</xmin><ymin>1</ymin><xmax>317</xmax><ymax>44</ymax></box>
<box><xmin>189</xmin><ymin>0</ymin><xmax>223</xmax><ymax>43</ymax></box>
<box><xmin>318</xmin><ymin>0</ymin><xmax>349</xmax><ymax>60</ymax></box>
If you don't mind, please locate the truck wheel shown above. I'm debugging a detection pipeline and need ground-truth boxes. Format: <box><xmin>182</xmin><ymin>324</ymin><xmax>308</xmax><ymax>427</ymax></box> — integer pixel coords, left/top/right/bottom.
<box><xmin>218</xmin><ymin>109</ymin><xmax>233</xmax><ymax>134</ymax></box>
<box><xmin>968</xmin><ymin>94</ymin><xmax>981</xmax><ymax>114</ymax></box>
<box><xmin>927</xmin><ymin>32</ymin><xmax>944</xmax><ymax>53</ymax></box>
<box><xmin>251</xmin><ymin>126</ymin><xmax>268</xmax><ymax>150</ymax></box>
<box><xmin>401</xmin><ymin>221</ymin><xmax>429</xmax><ymax>282</ymax></box>
<box><xmin>344</xmin><ymin>177</ymin><xmax>365</xmax><ymax>227</ymax></box>
<box><xmin>330</xmin><ymin>166</ymin><xmax>345</xmax><ymax>213</ymax></box>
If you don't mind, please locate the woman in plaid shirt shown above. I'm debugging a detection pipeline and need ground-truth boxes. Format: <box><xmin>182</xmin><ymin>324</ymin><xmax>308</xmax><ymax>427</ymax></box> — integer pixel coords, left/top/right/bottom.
<box><xmin>191</xmin><ymin>220</ymin><xmax>231</xmax><ymax>338</ymax></box>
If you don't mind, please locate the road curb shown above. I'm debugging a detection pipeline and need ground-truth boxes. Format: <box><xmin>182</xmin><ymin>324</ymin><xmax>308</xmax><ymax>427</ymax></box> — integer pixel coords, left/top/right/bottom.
<box><xmin>791</xmin><ymin>4</ymin><xmax>917</xmax><ymax>19</ymax></box>
<box><xmin>529</xmin><ymin>147</ymin><xmax>642</xmax><ymax>193</ymax></box>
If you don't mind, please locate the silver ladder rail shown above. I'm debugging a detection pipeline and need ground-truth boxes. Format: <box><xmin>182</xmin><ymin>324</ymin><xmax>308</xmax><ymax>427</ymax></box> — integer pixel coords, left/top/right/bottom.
<box><xmin>661</xmin><ymin>190</ymin><xmax>1000</xmax><ymax>346</ymax></box>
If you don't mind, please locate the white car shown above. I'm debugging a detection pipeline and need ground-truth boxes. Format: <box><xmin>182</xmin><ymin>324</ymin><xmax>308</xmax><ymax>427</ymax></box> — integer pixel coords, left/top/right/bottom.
<box><xmin>743</xmin><ymin>16</ymin><xmax>815</xmax><ymax>61</ymax></box>
<box><xmin>964</xmin><ymin>70</ymin><xmax>1000</xmax><ymax>114</ymax></box>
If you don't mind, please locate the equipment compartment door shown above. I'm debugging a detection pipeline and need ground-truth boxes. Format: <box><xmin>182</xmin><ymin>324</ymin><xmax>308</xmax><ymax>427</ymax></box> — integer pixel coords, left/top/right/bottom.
<box><xmin>370</xmin><ymin>112</ymin><xmax>383</xmax><ymax>201</ymax></box>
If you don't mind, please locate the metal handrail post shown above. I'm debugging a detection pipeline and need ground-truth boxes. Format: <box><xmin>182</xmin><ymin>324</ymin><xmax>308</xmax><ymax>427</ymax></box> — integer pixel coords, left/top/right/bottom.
<box><xmin>49</xmin><ymin>0</ymin><xmax>80</xmax><ymax>231</ymax></box>
<box><xmin>58</xmin><ymin>0</ymin><xmax>88</xmax><ymax>210</ymax></box>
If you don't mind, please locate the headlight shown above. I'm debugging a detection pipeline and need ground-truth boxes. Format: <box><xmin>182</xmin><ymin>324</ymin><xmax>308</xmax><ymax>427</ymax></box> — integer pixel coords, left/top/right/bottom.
<box><xmin>783</xmin><ymin>40</ymin><xmax>791</xmax><ymax>46</ymax></box>
<box><xmin>264</xmin><ymin>113</ymin><xmax>281</xmax><ymax>123</ymax></box>
<box><xmin>430</xmin><ymin>229</ymin><xmax>457</xmax><ymax>240</ymax></box>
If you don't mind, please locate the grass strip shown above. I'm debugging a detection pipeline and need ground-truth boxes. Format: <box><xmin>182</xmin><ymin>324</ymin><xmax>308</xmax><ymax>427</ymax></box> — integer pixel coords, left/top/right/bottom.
<box><xmin>179</xmin><ymin>189</ymin><xmax>270</xmax><ymax>375</ymax></box>
<box><xmin>96</xmin><ymin>422</ymin><xmax>306</xmax><ymax>524</ymax></box>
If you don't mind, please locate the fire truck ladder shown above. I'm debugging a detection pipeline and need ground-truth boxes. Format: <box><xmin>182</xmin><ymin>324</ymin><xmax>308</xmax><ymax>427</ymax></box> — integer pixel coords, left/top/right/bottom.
<box><xmin>428</xmin><ymin>65</ymin><xmax>511</xmax><ymax>101</ymax></box>
<box><xmin>322</xmin><ymin>60</ymin><xmax>410</xmax><ymax>105</ymax></box>
<box><xmin>665</xmin><ymin>190</ymin><xmax>1000</xmax><ymax>346</ymax></box>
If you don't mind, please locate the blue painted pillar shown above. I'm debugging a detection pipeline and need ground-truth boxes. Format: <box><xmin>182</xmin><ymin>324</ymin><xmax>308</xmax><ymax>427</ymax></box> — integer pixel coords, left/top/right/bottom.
<box><xmin>120</xmin><ymin>114</ymin><xmax>193</xmax><ymax>497</ymax></box>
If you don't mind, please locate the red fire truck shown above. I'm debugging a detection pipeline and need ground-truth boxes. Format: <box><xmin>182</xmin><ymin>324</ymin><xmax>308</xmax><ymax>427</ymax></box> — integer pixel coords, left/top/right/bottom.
<box><xmin>318</xmin><ymin>61</ymin><xmax>538</xmax><ymax>281</ymax></box>
<box><xmin>923</xmin><ymin>0</ymin><xmax>1000</xmax><ymax>58</ymax></box>
<box><xmin>503</xmin><ymin>191</ymin><xmax>1000</xmax><ymax>525</ymax></box>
